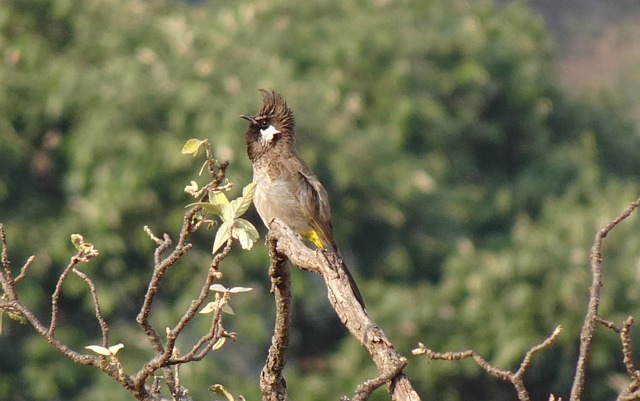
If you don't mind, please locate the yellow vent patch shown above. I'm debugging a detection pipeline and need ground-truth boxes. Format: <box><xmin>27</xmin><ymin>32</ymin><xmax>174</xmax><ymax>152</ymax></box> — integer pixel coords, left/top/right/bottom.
<box><xmin>304</xmin><ymin>229</ymin><xmax>324</xmax><ymax>249</ymax></box>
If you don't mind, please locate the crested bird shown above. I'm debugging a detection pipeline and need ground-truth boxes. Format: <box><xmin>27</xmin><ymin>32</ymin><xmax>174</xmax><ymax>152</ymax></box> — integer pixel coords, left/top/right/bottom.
<box><xmin>241</xmin><ymin>89</ymin><xmax>365</xmax><ymax>309</ymax></box>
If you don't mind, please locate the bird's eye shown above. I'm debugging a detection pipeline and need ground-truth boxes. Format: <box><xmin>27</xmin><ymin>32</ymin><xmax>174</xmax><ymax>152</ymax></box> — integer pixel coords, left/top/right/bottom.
<box><xmin>259</xmin><ymin>120</ymin><xmax>270</xmax><ymax>129</ymax></box>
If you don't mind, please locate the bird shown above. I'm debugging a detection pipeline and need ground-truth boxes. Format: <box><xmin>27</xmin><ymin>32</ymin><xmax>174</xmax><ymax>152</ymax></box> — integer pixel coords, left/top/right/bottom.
<box><xmin>241</xmin><ymin>89</ymin><xmax>365</xmax><ymax>309</ymax></box>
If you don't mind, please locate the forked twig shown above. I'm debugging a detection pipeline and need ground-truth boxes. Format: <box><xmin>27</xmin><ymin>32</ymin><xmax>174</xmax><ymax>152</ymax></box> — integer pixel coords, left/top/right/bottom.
<box><xmin>49</xmin><ymin>250</ymin><xmax>86</xmax><ymax>335</ymax></box>
<box><xmin>414</xmin><ymin>326</ymin><xmax>562</xmax><ymax>401</ymax></box>
<box><xmin>73</xmin><ymin>268</ymin><xmax>109</xmax><ymax>348</ymax></box>
<box><xmin>570</xmin><ymin>197</ymin><xmax>640</xmax><ymax>401</ymax></box>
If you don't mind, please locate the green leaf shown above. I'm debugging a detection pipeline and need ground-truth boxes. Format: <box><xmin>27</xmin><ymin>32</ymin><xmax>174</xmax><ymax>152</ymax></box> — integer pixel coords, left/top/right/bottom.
<box><xmin>210</xmin><ymin>191</ymin><xmax>231</xmax><ymax>221</ymax></box>
<box><xmin>223</xmin><ymin>182</ymin><xmax>256</xmax><ymax>221</ymax></box>
<box><xmin>210</xmin><ymin>190</ymin><xmax>230</xmax><ymax>206</ymax></box>
<box><xmin>223</xmin><ymin>200</ymin><xmax>237</xmax><ymax>222</ymax></box>
<box><xmin>7</xmin><ymin>312</ymin><xmax>26</xmax><ymax>324</ymax></box>
<box><xmin>222</xmin><ymin>303</ymin><xmax>235</xmax><ymax>315</ymax></box>
<box><xmin>234</xmin><ymin>182</ymin><xmax>257</xmax><ymax>218</ymax></box>
<box><xmin>181</xmin><ymin>138</ymin><xmax>207</xmax><ymax>156</ymax></box>
<box><xmin>212</xmin><ymin>221</ymin><xmax>232</xmax><ymax>254</ymax></box>
<box><xmin>186</xmin><ymin>202</ymin><xmax>224</xmax><ymax>216</ymax></box>
<box><xmin>209</xmin><ymin>384</ymin><xmax>234</xmax><ymax>401</ymax></box>
<box><xmin>233</xmin><ymin>219</ymin><xmax>259</xmax><ymax>250</ymax></box>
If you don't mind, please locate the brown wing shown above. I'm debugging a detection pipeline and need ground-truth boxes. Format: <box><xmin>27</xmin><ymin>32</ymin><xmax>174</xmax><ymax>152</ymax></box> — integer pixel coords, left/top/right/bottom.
<box><xmin>289</xmin><ymin>156</ymin><xmax>367</xmax><ymax>309</ymax></box>
<box><xmin>291</xmin><ymin>155</ymin><xmax>336</xmax><ymax>251</ymax></box>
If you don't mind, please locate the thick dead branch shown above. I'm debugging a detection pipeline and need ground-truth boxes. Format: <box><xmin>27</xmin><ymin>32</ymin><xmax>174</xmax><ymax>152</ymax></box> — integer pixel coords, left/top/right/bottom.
<box><xmin>266</xmin><ymin>218</ymin><xmax>420</xmax><ymax>401</ymax></box>
<box><xmin>260</xmin><ymin>233</ymin><xmax>292</xmax><ymax>401</ymax></box>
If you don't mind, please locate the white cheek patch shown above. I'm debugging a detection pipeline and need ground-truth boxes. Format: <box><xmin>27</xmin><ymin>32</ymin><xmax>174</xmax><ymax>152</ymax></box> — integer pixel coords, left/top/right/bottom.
<box><xmin>260</xmin><ymin>125</ymin><xmax>280</xmax><ymax>142</ymax></box>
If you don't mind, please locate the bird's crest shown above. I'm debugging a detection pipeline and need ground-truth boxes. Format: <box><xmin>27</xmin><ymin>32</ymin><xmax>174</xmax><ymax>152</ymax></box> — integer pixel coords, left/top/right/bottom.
<box><xmin>257</xmin><ymin>89</ymin><xmax>295</xmax><ymax>133</ymax></box>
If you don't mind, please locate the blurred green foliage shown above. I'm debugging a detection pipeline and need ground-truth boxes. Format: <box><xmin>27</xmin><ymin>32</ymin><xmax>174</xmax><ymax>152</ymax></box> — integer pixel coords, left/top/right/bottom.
<box><xmin>1</xmin><ymin>0</ymin><xmax>640</xmax><ymax>400</ymax></box>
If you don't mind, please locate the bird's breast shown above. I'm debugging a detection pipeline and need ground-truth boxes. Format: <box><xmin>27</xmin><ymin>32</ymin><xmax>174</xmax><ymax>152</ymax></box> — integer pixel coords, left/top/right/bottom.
<box><xmin>252</xmin><ymin>167</ymin><xmax>309</xmax><ymax>233</ymax></box>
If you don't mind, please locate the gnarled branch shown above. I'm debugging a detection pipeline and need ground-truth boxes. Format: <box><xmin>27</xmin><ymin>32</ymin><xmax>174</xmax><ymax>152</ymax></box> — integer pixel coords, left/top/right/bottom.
<box><xmin>264</xmin><ymin>218</ymin><xmax>421</xmax><ymax>401</ymax></box>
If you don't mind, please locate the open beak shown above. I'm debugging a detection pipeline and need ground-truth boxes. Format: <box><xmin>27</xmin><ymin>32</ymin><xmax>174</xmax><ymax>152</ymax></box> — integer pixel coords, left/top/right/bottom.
<box><xmin>240</xmin><ymin>114</ymin><xmax>256</xmax><ymax>124</ymax></box>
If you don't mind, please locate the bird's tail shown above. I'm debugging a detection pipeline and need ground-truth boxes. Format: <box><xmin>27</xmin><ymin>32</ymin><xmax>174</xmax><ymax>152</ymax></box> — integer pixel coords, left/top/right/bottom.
<box><xmin>326</xmin><ymin>244</ymin><xmax>367</xmax><ymax>311</ymax></box>
<box><xmin>339</xmin><ymin>256</ymin><xmax>367</xmax><ymax>311</ymax></box>
<box><xmin>305</xmin><ymin>229</ymin><xmax>367</xmax><ymax>311</ymax></box>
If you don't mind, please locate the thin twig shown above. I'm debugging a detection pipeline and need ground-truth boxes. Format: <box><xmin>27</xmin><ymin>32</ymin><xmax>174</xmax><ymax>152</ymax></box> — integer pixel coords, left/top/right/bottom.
<box><xmin>0</xmin><ymin>240</ymin><xmax>142</xmax><ymax>396</ymax></box>
<box><xmin>611</xmin><ymin>317</ymin><xmax>640</xmax><ymax>401</ymax></box>
<box><xmin>415</xmin><ymin>326</ymin><xmax>562</xmax><ymax>401</ymax></box>
<box><xmin>136</xmin><ymin>209</ymin><xmax>197</xmax><ymax>353</ymax></box>
<box><xmin>132</xmin><ymin>234</ymin><xmax>233</xmax><ymax>391</ymax></box>
<box><xmin>49</xmin><ymin>249</ymin><xmax>85</xmax><ymax>336</ymax></box>
<box><xmin>164</xmin><ymin>236</ymin><xmax>232</xmax><ymax>352</ymax></box>
<box><xmin>144</xmin><ymin>225</ymin><xmax>164</xmax><ymax>246</ymax></box>
<box><xmin>570</xmin><ymin>197</ymin><xmax>640</xmax><ymax>401</ymax></box>
<box><xmin>1</xmin><ymin>224</ymin><xmax>13</xmax><ymax>286</ymax></box>
<box><xmin>350</xmin><ymin>357</ymin><xmax>407</xmax><ymax>401</ymax></box>
<box><xmin>14</xmin><ymin>255</ymin><xmax>35</xmax><ymax>284</ymax></box>
<box><xmin>621</xmin><ymin>317</ymin><xmax>640</xmax><ymax>380</ymax></box>
<box><xmin>134</xmin><ymin>153</ymin><xmax>230</xmax><ymax>396</ymax></box>
<box><xmin>596</xmin><ymin>317</ymin><xmax>621</xmax><ymax>333</ymax></box>
<box><xmin>0</xmin><ymin>148</ymin><xmax>235</xmax><ymax>401</ymax></box>
<box><xmin>618</xmin><ymin>391</ymin><xmax>640</xmax><ymax>401</ymax></box>
<box><xmin>72</xmin><ymin>268</ymin><xmax>110</xmax><ymax>348</ymax></box>
<box><xmin>515</xmin><ymin>326</ymin><xmax>563</xmax><ymax>379</ymax></box>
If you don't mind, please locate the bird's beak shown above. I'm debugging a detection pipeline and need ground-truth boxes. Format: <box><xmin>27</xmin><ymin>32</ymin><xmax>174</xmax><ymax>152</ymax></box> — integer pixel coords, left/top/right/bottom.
<box><xmin>240</xmin><ymin>114</ymin><xmax>256</xmax><ymax>124</ymax></box>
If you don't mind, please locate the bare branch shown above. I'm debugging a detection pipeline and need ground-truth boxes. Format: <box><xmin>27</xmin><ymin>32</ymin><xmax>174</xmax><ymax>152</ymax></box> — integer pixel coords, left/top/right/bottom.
<box><xmin>611</xmin><ymin>317</ymin><xmax>640</xmax><ymax>401</ymax></box>
<box><xmin>350</xmin><ymin>357</ymin><xmax>407</xmax><ymax>401</ymax></box>
<box><xmin>416</xmin><ymin>346</ymin><xmax>511</xmax><ymax>378</ymax></box>
<box><xmin>133</xmin><ymin>225</ymin><xmax>233</xmax><ymax>395</ymax></box>
<box><xmin>49</xmin><ymin>249</ymin><xmax>86</xmax><ymax>336</ymax></box>
<box><xmin>1</xmin><ymin>225</ymin><xmax>9</xmax><ymax>269</ymax></box>
<box><xmin>415</xmin><ymin>326</ymin><xmax>562</xmax><ymax>401</ymax></box>
<box><xmin>0</xmin><ymin>151</ymin><xmax>241</xmax><ymax>400</ymax></box>
<box><xmin>136</xmin><ymin>210</ymin><xmax>197</xmax><ymax>353</ymax></box>
<box><xmin>1</xmin><ymin>224</ymin><xmax>14</xmax><ymax>288</ymax></box>
<box><xmin>0</xmin><ymin>225</ymin><xmax>35</xmax><ymax>285</ymax></box>
<box><xmin>164</xmin><ymin>237</ymin><xmax>232</xmax><ymax>354</ymax></box>
<box><xmin>73</xmin><ymin>268</ymin><xmax>110</xmax><ymax>348</ymax></box>
<box><xmin>260</xmin><ymin>232</ymin><xmax>292</xmax><ymax>401</ymax></box>
<box><xmin>596</xmin><ymin>317</ymin><xmax>621</xmax><ymax>333</ymax></box>
<box><xmin>620</xmin><ymin>318</ymin><xmax>639</xmax><ymax>378</ymax></box>
<box><xmin>144</xmin><ymin>225</ymin><xmax>164</xmax><ymax>246</ymax></box>
<box><xmin>131</xmin><ymin>153</ymin><xmax>232</xmax><ymax>398</ymax></box>
<box><xmin>570</xmin><ymin>197</ymin><xmax>640</xmax><ymax>401</ymax></box>
<box><xmin>267</xmin><ymin>218</ymin><xmax>420</xmax><ymax>401</ymax></box>
<box><xmin>14</xmin><ymin>255</ymin><xmax>35</xmax><ymax>284</ymax></box>
<box><xmin>515</xmin><ymin>326</ymin><xmax>563</xmax><ymax>379</ymax></box>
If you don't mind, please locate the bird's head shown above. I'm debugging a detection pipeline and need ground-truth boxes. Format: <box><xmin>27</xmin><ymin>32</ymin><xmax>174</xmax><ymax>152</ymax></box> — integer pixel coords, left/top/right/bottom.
<box><xmin>242</xmin><ymin>89</ymin><xmax>295</xmax><ymax>162</ymax></box>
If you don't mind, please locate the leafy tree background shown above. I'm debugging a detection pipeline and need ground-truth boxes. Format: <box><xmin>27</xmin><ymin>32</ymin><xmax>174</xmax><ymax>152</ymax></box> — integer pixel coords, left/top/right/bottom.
<box><xmin>2</xmin><ymin>0</ymin><xmax>640</xmax><ymax>400</ymax></box>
